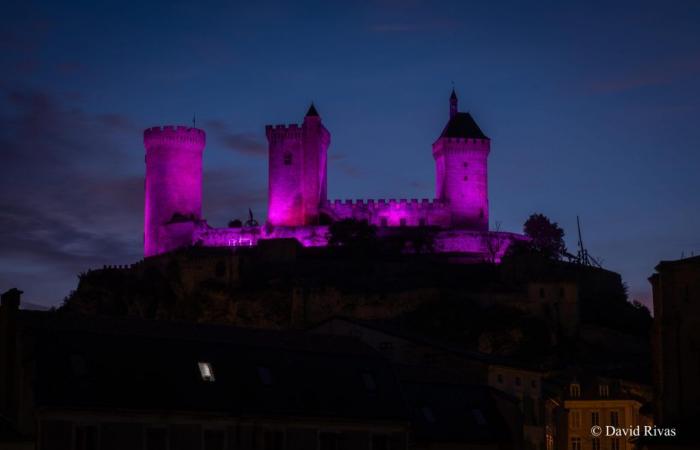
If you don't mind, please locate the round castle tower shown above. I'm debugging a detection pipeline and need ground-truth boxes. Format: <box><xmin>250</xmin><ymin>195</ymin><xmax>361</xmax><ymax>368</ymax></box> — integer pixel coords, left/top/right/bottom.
<box><xmin>143</xmin><ymin>126</ymin><xmax>206</xmax><ymax>256</ymax></box>
<box><xmin>432</xmin><ymin>90</ymin><xmax>490</xmax><ymax>230</ymax></box>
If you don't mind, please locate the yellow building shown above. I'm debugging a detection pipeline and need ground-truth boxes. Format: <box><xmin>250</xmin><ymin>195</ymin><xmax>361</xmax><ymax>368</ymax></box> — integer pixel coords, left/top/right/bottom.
<box><xmin>549</xmin><ymin>375</ymin><xmax>651</xmax><ymax>450</ymax></box>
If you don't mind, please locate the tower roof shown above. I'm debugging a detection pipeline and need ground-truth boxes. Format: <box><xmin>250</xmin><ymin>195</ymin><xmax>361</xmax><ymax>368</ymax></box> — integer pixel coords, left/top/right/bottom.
<box><xmin>439</xmin><ymin>112</ymin><xmax>488</xmax><ymax>139</ymax></box>
<box><xmin>450</xmin><ymin>88</ymin><xmax>457</xmax><ymax>100</ymax></box>
<box><xmin>305</xmin><ymin>103</ymin><xmax>319</xmax><ymax>117</ymax></box>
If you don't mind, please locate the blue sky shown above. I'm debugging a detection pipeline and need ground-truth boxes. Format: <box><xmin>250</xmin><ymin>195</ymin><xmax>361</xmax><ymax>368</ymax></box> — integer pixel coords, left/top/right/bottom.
<box><xmin>1</xmin><ymin>0</ymin><xmax>699</xmax><ymax>307</ymax></box>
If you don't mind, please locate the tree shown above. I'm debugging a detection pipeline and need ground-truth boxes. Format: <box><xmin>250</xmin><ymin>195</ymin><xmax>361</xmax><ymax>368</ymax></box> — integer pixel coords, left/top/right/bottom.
<box><xmin>521</xmin><ymin>213</ymin><xmax>567</xmax><ymax>259</ymax></box>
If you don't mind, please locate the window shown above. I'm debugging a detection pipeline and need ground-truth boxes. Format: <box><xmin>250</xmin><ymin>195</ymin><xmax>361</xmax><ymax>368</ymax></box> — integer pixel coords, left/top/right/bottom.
<box><xmin>611</xmin><ymin>438</ymin><xmax>620</xmax><ymax>450</ymax></box>
<box><xmin>70</xmin><ymin>355</ymin><xmax>87</xmax><ymax>377</ymax></box>
<box><xmin>198</xmin><ymin>362</ymin><xmax>215</xmax><ymax>382</ymax></box>
<box><xmin>372</xmin><ymin>435</ymin><xmax>389</xmax><ymax>450</ymax></box>
<box><xmin>570</xmin><ymin>410</ymin><xmax>581</xmax><ymax>429</ymax></box>
<box><xmin>569</xmin><ymin>383</ymin><xmax>581</xmax><ymax>398</ymax></box>
<box><xmin>571</xmin><ymin>437</ymin><xmax>582</xmax><ymax>450</ymax></box>
<box><xmin>515</xmin><ymin>376</ymin><xmax>522</xmax><ymax>387</ymax></box>
<box><xmin>283</xmin><ymin>153</ymin><xmax>292</xmax><ymax>165</ymax></box>
<box><xmin>472</xmin><ymin>409</ymin><xmax>487</xmax><ymax>426</ymax></box>
<box><xmin>591</xmin><ymin>411</ymin><xmax>600</xmax><ymax>426</ymax></box>
<box><xmin>146</xmin><ymin>427</ymin><xmax>167</xmax><ymax>450</ymax></box>
<box><xmin>258</xmin><ymin>366</ymin><xmax>273</xmax><ymax>386</ymax></box>
<box><xmin>204</xmin><ymin>430</ymin><xmax>225</xmax><ymax>450</ymax></box>
<box><xmin>546</xmin><ymin>434</ymin><xmax>554</xmax><ymax>450</ymax></box>
<box><xmin>75</xmin><ymin>425</ymin><xmax>98</xmax><ymax>450</ymax></box>
<box><xmin>599</xmin><ymin>384</ymin><xmax>609</xmax><ymax>398</ymax></box>
<box><xmin>361</xmin><ymin>372</ymin><xmax>376</xmax><ymax>391</ymax></box>
<box><xmin>592</xmin><ymin>438</ymin><xmax>600</xmax><ymax>450</ymax></box>
<box><xmin>422</xmin><ymin>406</ymin><xmax>436</xmax><ymax>423</ymax></box>
<box><xmin>463</xmin><ymin>162</ymin><xmax>469</xmax><ymax>168</ymax></box>
<box><xmin>463</xmin><ymin>175</ymin><xmax>468</xmax><ymax>181</ymax></box>
<box><xmin>319</xmin><ymin>432</ymin><xmax>340</xmax><ymax>450</ymax></box>
<box><xmin>262</xmin><ymin>430</ymin><xmax>284</xmax><ymax>450</ymax></box>
<box><xmin>497</xmin><ymin>373</ymin><xmax>504</xmax><ymax>384</ymax></box>
<box><xmin>610</xmin><ymin>411</ymin><xmax>619</xmax><ymax>427</ymax></box>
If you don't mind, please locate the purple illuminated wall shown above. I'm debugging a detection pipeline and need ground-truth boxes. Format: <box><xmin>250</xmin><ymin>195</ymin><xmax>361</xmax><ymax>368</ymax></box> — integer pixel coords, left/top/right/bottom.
<box><xmin>433</xmin><ymin>137</ymin><xmax>489</xmax><ymax>230</ymax></box>
<box><xmin>266</xmin><ymin>108</ymin><xmax>330</xmax><ymax>226</ymax></box>
<box><xmin>143</xmin><ymin>126</ymin><xmax>206</xmax><ymax>256</ymax></box>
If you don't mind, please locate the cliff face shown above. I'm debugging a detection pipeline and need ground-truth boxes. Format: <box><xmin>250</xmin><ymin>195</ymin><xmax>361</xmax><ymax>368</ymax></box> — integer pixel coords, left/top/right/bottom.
<box><xmin>61</xmin><ymin>242</ymin><xmax>651</xmax><ymax>372</ymax></box>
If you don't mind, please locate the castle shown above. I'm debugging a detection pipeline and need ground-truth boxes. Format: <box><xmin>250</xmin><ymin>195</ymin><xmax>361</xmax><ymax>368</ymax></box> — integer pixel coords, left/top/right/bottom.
<box><xmin>143</xmin><ymin>91</ymin><xmax>523</xmax><ymax>258</ymax></box>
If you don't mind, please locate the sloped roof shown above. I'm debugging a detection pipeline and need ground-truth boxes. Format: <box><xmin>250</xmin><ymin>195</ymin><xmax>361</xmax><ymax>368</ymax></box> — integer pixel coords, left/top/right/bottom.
<box><xmin>23</xmin><ymin>311</ymin><xmax>407</xmax><ymax>421</ymax></box>
<box><xmin>439</xmin><ymin>112</ymin><xmax>488</xmax><ymax>139</ymax></box>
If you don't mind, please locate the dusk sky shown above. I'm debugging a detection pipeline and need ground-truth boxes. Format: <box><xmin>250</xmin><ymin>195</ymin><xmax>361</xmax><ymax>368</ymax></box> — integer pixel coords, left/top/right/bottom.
<box><xmin>1</xmin><ymin>0</ymin><xmax>699</xmax><ymax>308</ymax></box>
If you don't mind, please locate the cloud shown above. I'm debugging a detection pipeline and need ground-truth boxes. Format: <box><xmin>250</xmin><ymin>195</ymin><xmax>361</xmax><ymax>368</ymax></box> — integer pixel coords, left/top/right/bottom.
<box><xmin>204</xmin><ymin>119</ymin><xmax>267</xmax><ymax>157</ymax></box>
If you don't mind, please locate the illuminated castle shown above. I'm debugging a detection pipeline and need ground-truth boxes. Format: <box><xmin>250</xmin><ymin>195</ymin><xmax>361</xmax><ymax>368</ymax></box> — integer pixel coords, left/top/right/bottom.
<box><xmin>143</xmin><ymin>91</ymin><xmax>523</xmax><ymax>258</ymax></box>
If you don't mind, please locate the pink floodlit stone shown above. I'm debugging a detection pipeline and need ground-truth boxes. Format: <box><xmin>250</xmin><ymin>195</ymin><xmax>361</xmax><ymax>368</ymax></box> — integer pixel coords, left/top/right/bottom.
<box><xmin>143</xmin><ymin>126</ymin><xmax>205</xmax><ymax>256</ymax></box>
<box><xmin>143</xmin><ymin>93</ymin><xmax>524</xmax><ymax>260</ymax></box>
<box><xmin>266</xmin><ymin>106</ymin><xmax>330</xmax><ymax>226</ymax></box>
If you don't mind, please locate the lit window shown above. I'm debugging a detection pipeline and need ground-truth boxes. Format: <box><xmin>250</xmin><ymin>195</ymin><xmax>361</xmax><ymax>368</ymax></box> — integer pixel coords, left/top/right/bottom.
<box><xmin>591</xmin><ymin>411</ymin><xmax>600</xmax><ymax>426</ymax></box>
<box><xmin>599</xmin><ymin>384</ymin><xmax>609</xmax><ymax>398</ymax></box>
<box><xmin>546</xmin><ymin>434</ymin><xmax>554</xmax><ymax>450</ymax></box>
<box><xmin>570</xmin><ymin>383</ymin><xmax>581</xmax><ymax>398</ymax></box>
<box><xmin>362</xmin><ymin>372</ymin><xmax>376</xmax><ymax>391</ymax></box>
<box><xmin>472</xmin><ymin>409</ymin><xmax>487</xmax><ymax>425</ymax></box>
<box><xmin>198</xmin><ymin>362</ymin><xmax>215</xmax><ymax>382</ymax></box>
<box><xmin>258</xmin><ymin>366</ymin><xmax>273</xmax><ymax>386</ymax></box>
<box><xmin>571</xmin><ymin>437</ymin><xmax>582</xmax><ymax>450</ymax></box>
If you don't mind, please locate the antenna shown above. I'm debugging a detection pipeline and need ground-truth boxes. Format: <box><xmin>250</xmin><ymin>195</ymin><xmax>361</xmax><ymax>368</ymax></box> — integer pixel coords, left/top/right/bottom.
<box><xmin>576</xmin><ymin>216</ymin><xmax>602</xmax><ymax>268</ymax></box>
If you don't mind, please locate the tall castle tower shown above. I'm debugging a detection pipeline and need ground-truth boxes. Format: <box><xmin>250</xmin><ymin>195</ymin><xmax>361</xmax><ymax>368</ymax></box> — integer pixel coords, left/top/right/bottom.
<box><xmin>266</xmin><ymin>104</ymin><xmax>330</xmax><ymax>226</ymax></box>
<box><xmin>432</xmin><ymin>90</ymin><xmax>490</xmax><ymax>230</ymax></box>
<box><xmin>143</xmin><ymin>126</ymin><xmax>206</xmax><ymax>256</ymax></box>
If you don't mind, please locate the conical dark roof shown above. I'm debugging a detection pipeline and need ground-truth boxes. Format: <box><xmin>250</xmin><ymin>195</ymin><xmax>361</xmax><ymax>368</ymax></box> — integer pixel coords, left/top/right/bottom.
<box><xmin>305</xmin><ymin>103</ymin><xmax>319</xmax><ymax>117</ymax></box>
<box><xmin>439</xmin><ymin>112</ymin><xmax>488</xmax><ymax>139</ymax></box>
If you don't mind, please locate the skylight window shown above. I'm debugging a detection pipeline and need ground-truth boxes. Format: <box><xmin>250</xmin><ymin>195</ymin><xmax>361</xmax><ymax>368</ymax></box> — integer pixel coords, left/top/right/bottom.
<box><xmin>472</xmin><ymin>409</ymin><xmax>487</xmax><ymax>426</ymax></box>
<box><xmin>198</xmin><ymin>362</ymin><xmax>215</xmax><ymax>382</ymax></box>
<box><xmin>422</xmin><ymin>407</ymin><xmax>436</xmax><ymax>423</ymax></box>
<box><xmin>361</xmin><ymin>372</ymin><xmax>376</xmax><ymax>391</ymax></box>
<box><xmin>258</xmin><ymin>366</ymin><xmax>273</xmax><ymax>385</ymax></box>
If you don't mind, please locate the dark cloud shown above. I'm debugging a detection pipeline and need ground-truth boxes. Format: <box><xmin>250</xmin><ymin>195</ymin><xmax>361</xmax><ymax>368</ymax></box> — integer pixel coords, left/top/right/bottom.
<box><xmin>0</xmin><ymin>86</ymin><xmax>267</xmax><ymax>305</ymax></box>
<box><xmin>204</xmin><ymin>119</ymin><xmax>267</xmax><ymax>157</ymax></box>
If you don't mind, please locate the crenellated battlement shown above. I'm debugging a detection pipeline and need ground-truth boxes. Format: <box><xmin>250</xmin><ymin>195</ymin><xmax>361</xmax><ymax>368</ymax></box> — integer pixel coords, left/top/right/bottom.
<box><xmin>265</xmin><ymin>123</ymin><xmax>302</xmax><ymax>141</ymax></box>
<box><xmin>144</xmin><ymin>125</ymin><xmax>206</xmax><ymax>149</ymax></box>
<box><xmin>325</xmin><ymin>198</ymin><xmax>449</xmax><ymax>210</ymax></box>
